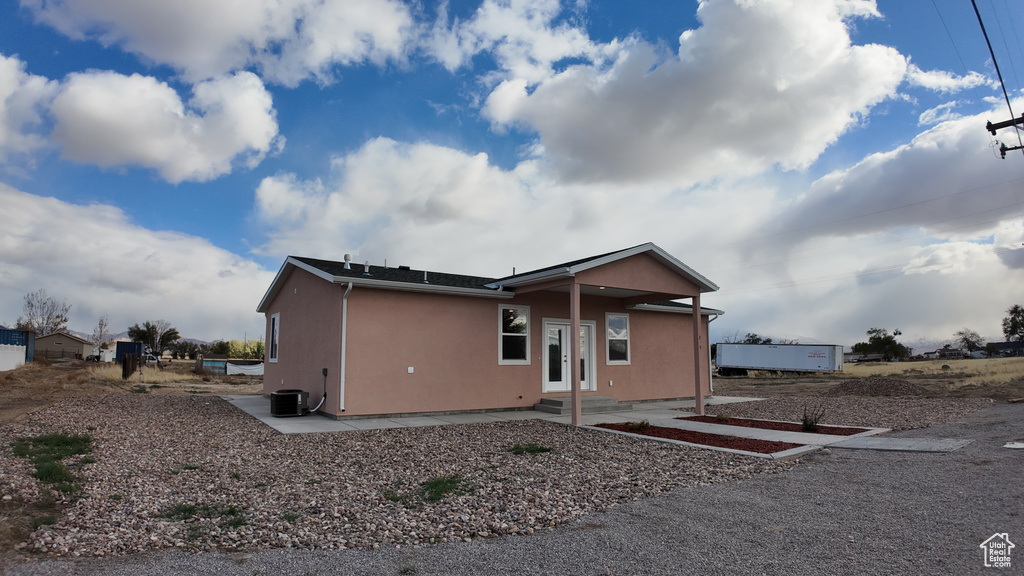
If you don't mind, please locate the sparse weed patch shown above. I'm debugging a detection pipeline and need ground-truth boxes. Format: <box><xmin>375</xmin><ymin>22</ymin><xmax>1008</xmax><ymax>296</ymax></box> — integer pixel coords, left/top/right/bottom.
<box><xmin>626</xmin><ymin>420</ymin><xmax>651</xmax><ymax>431</ymax></box>
<box><xmin>420</xmin><ymin>474</ymin><xmax>472</xmax><ymax>502</ymax></box>
<box><xmin>510</xmin><ymin>442</ymin><xmax>553</xmax><ymax>455</ymax></box>
<box><xmin>12</xmin><ymin>433</ymin><xmax>92</xmax><ymax>496</ymax></box>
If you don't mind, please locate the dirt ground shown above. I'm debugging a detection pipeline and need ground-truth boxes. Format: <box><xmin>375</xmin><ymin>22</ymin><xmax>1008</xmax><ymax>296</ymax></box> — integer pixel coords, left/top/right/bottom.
<box><xmin>0</xmin><ymin>359</ymin><xmax>261</xmax><ymax>425</ymax></box>
<box><xmin>712</xmin><ymin>364</ymin><xmax>1024</xmax><ymax>402</ymax></box>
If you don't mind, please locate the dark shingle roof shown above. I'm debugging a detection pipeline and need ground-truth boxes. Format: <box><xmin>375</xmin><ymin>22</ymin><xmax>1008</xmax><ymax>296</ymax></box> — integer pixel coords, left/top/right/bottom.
<box><xmin>292</xmin><ymin>256</ymin><xmax>498</xmax><ymax>290</ymax></box>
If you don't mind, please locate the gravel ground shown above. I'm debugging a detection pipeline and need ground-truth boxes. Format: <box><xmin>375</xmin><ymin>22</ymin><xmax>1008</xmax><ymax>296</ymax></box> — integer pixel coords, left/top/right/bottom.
<box><xmin>1</xmin><ymin>395</ymin><xmax>791</xmax><ymax>561</ymax></box>
<box><xmin>3</xmin><ymin>395</ymin><xmax>1020</xmax><ymax>575</ymax></box>
<box><xmin>701</xmin><ymin>395</ymin><xmax>993</xmax><ymax>431</ymax></box>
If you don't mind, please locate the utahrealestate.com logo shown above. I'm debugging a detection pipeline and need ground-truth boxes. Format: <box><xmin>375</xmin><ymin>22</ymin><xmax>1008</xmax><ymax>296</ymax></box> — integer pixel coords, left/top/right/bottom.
<box><xmin>980</xmin><ymin>533</ymin><xmax>1015</xmax><ymax>569</ymax></box>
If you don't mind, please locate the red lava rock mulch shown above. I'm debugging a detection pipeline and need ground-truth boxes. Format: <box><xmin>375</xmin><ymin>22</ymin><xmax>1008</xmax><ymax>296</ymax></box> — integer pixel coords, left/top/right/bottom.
<box><xmin>595</xmin><ymin>423</ymin><xmax>803</xmax><ymax>455</ymax></box>
<box><xmin>679</xmin><ymin>416</ymin><xmax>870</xmax><ymax>436</ymax></box>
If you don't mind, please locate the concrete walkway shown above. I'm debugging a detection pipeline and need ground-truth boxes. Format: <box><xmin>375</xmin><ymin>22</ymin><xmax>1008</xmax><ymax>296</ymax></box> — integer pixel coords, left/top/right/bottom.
<box><xmin>221</xmin><ymin>394</ymin><xmax>972</xmax><ymax>456</ymax></box>
<box><xmin>221</xmin><ymin>394</ymin><xmax>762</xmax><ymax>434</ymax></box>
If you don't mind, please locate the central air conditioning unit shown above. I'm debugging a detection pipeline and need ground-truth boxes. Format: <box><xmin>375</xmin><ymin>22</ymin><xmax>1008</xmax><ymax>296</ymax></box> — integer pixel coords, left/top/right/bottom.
<box><xmin>270</xmin><ymin>389</ymin><xmax>308</xmax><ymax>417</ymax></box>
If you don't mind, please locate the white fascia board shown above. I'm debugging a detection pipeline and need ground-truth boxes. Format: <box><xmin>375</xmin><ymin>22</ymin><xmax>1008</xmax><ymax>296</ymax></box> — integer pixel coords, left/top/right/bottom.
<box><xmin>333</xmin><ymin>276</ymin><xmax>513</xmax><ymax>299</ymax></box>
<box><xmin>629</xmin><ymin>303</ymin><xmax>725</xmax><ymax>316</ymax></box>
<box><xmin>484</xmin><ymin>268</ymin><xmax>573</xmax><ymax>290</ymax></box>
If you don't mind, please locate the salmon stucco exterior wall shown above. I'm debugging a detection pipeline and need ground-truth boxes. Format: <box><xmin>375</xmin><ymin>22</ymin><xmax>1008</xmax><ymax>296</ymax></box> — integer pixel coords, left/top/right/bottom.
<box><xmin>262</xmin><ymin>268</ymin><xmax>343</xmax><ymax>406</ymax></box>
<box><xmin>260</xmin><ymin>243</ymin><xmax>720</xmax><ymax>419</ymax></box>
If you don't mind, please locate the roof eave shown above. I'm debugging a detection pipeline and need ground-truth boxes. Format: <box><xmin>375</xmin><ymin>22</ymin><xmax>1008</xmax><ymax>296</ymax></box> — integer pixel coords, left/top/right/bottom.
<box><xmin>629</xmin><ymin>303</ymin><xmax>725</xmax><ymax>316</ymax></box>
<box><xmin>333</xmin><ymin>276</ymin><xmax>512</xmax><ymax>299</ymax></box>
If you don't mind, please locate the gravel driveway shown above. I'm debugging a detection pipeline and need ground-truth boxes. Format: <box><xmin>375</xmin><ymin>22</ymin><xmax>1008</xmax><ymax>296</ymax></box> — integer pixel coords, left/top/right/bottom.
<box><xmin>3</xmin><ymin>396</ymin><xmax>1020</xmax><ymax>575</ymax></box>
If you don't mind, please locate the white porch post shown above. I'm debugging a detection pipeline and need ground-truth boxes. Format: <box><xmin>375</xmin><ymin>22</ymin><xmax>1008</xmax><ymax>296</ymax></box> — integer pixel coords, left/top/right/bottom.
<box><xmin>692</xmin><ymin>293</ymin><xmax>704</xmax><ymax>416</ymax></box>
<box><xmin>570</xmin><ymin>280</ymin><xmax>582</xmax><ymax>426</ymax></box>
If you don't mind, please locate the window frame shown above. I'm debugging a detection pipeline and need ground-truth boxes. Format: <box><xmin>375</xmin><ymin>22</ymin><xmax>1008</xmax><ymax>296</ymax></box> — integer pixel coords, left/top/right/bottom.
<box><xmin>269</xmin><ymin>312</ymin><xmax>280</xmax><ymax>363</ymax></box>
<box><xmin>605</xmin><ymin>312</ymin><xmax>630</xmax><ymax>365</ymax></box>
<box><xmin>498</xmin><ymin>305</ymin><xmax>531</xmax><ymax>365</ymax></box>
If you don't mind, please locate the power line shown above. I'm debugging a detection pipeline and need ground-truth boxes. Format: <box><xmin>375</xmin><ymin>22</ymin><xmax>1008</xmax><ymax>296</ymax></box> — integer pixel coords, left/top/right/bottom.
<box><xmin>972</xmin><ymin>0</ymin><xmax>1024</xmax><ymax>158</ymax></box>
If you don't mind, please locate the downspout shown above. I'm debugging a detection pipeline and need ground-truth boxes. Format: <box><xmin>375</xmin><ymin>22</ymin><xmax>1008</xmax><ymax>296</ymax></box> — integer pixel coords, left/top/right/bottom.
<box><xmin>340</xmin><ymin>282</ymin><xmax>353</xmax><ymax>412</ymax></box>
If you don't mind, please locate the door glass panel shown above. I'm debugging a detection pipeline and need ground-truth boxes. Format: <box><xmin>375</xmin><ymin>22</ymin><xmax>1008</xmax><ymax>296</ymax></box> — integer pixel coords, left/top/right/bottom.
<box><xmin>579</xmin><ymin>326</ymin><xmax>587</xmax><ymax>382</ymax></box>
<box><xmin>547</xmin><ymin>327</ymin><xmax>562</xmax><ymax>383</ymax></box>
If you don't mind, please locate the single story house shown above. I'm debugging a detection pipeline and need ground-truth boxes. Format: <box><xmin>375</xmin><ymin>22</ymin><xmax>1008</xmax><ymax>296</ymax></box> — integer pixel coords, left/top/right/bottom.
<box><xmin>258</xmin><ymin>243</ymin><xmax>722</xmax><ymax>424</ymax></box>
<box><xmin>34</xmin><ymin>331</ymin><xmax>96</xmax><ymax>360</ymax></box>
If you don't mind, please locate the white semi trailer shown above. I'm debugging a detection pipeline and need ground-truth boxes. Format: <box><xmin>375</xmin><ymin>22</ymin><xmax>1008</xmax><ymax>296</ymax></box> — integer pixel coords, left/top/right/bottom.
<box><xmin>715</xmin><ymin>343</ymin><xmax>844</xmax><ymax>375</ymax></box>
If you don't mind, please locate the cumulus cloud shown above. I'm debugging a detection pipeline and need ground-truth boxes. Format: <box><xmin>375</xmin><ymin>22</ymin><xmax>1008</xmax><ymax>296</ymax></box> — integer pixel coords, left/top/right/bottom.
<box><xmin>21</xmin><ymin>0</ymin><xmax>414</xmax><ymax>86</ymax></box>
<box><xmin>906</xmin><ymin>63</ymin><xmax>992</xmax><ymax>93</ymax></box>
<box><xmin>478</xmin><ymin>0</ymin><xmax>907</xmax><ymax>184</ymax></box>
<box><xmin>760</xmin><ymin>104</ymin><xmax>1024</xmax><ymax>249</ymax></box>
<box><xmin>0</xmin><ymin>53</ymin><xmax>58</xmax><ymax>166</ymax></box>
<box><xmin>49</xmin><ymin>71</ymin><xmax>282</xmax><ymax>183</ymax></box>
<box><xmin>426</xmin><ymin>0</ymin><xmax>613</xmax><ymax>84</ymax></box>
<box><xmin>0</xmin><ymin>182</ymin><xmax>272</xmax><ymax>340</ymax></box>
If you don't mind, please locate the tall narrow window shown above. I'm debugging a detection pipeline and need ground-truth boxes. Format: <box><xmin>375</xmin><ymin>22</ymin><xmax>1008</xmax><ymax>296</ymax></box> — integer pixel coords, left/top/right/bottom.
<box><xmin>269</xmin><ymin>313</ymin><xmax>280</xmax><ymax>363</ymax></box>
<box><xmin>606</xmin><ymin>313</ymin><xmax>630</xmax><ymax>364</ymax></box>
<box><xmin>499</xmin><ymin>305</ymin><xmax>530</xmax><ymax>365</ymax></box>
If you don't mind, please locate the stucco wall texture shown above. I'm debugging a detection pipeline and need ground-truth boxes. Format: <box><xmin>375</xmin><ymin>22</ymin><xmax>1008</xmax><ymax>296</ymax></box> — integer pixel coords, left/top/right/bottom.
<box><xmin>263</xmin><ymin>254</ymin><xmax>711</xmax><ymax>418</ymax></box>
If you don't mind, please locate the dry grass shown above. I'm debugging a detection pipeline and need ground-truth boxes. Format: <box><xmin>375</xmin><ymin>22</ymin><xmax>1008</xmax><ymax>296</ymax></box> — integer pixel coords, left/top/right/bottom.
<box><xmin>86</xmin><ymin>364</ymin><xmax>201</xmax><ymax>385</ymax></box>
<box><xmin>845</xmin><ymin>357</ymin><xmax>1024</xmax><ymax>387</ymax></box>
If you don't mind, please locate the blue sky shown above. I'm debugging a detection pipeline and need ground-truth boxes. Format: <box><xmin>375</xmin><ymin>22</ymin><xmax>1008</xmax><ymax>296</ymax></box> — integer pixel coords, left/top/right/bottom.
<box><xmin>1</xmin><ymin>0</ymin><xmax>1023</xmax><ymax>350</ymax></box>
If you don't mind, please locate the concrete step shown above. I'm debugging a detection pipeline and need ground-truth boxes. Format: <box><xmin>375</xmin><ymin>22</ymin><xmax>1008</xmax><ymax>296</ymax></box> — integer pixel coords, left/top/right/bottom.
<box><xmin>534</xmin><ymin>396</ymin><xmax>632</xmax><ymax>415</ymax></box>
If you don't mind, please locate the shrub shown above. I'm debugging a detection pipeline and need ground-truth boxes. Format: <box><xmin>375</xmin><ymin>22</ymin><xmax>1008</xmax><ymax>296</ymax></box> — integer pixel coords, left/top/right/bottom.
<box><xmin>715</xmin><ymin>412</ymin><xmax>731</xmax><ymax>422</ymax></box>
<box><xmin>626</xmin><ymin>420</ymin><xmax>650</xmax><ymax>431</ymax></box>
<box><xmin>802</xmin><ymin>403</ymin><xmax>826</xmax><ymax>432</ymax></box>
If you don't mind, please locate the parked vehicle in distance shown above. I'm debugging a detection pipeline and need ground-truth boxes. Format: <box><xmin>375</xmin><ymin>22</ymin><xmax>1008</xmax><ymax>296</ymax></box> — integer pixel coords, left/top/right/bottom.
<box><xmin>85</xmin><ymin>354</ymin><xmax>100</xmax><ymax>362</ymax></box>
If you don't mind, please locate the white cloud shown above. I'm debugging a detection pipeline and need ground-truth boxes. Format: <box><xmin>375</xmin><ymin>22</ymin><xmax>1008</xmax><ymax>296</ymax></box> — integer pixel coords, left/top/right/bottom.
<box><xmin>906</xmin><ymin>63</ymin><xmax>992</xmax><ymax>93</ymax></box>
<box><xmin>0</xmin><ymin>183</ymin><xmax>272</xmax><ymax>340</ymax></box>
<box><xmin>761</xmin><ymin>104</ymin><xmax>1024</xmax><ymax>248</ymax></box>
<box><xmin>21</xmin><ymin>0</ymin><xmax>414</xmax><ymax>86</ymax></box>
<box><xmin>918</xmin><ymin>101</ymin><xmax>961</xmax><ymax>125</ymax></box>
<box><xmin>480</xmin><ymin>0</ymin><xmax>908</xmax><ymax>184</ymax></box>
<box><xmin>0</xmin><ymin>53</ymin><xmax>58</xmax><ymax>166</ymax></box>
<box><xmin>427</xmin><ymin>0</ymin><xmax>612</xmax><ymax>84</ymax></box>
<box><xmin>49</xmin><ymin>71</ymin><xmax>281</xmax><ymax>183</ymax></box>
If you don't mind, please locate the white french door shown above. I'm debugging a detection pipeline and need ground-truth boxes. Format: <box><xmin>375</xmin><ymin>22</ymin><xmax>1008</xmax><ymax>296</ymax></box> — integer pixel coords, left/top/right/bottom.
<box><xmin>542</xmin><ymin>320</ymin><xmax>596</xmax><ymax>393</ymax></box>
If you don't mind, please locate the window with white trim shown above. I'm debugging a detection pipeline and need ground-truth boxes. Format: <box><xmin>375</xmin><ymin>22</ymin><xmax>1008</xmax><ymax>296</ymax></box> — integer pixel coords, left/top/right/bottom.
<box><xmin>499</xmin><ymin>305</ymin><xmax>530</xmax><ymax>364</ymax></box>
<box><xmin>269</xmin><ymin>313</ymin><xmax>280</xmax><ymax>363</ymax></box>
<box><xmin>606</xmin><ymin>313</ymin><xmax>630</xmax><ymax>364</ymax></box>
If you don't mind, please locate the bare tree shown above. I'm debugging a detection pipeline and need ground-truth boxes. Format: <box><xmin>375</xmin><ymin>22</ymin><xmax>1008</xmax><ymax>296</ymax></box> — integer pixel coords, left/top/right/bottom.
<box><xmin>91</xmin><ymin>315</ymin><xmax>112</xmax><ymax>349</ymax></box>
<box><xmin>953</xmin><ymin>328</ymin><xmax>984</xmax><ymax>354</ymax></box>
<box><xmin>15</xmin><ymin>289</ymin><xmax>71</xmax><ymax>335</ymax></box>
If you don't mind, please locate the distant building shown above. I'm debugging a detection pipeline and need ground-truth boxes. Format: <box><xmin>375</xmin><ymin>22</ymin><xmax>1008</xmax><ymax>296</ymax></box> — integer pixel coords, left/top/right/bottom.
<box><xmin>988</xmin><ymin>341</ymin><xmax>1024</xmax><ymax>357</ymax></box>
<box><xmin>34</xmin><ymin>331</ymin><xmax>97</xmax><ymax>360</ymax></box>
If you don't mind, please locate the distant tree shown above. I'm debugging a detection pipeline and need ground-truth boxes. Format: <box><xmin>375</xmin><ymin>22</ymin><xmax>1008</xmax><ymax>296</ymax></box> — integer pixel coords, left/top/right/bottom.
<box><xmin>15</xmin><ymin>289</ymin><xmax>71</xmax><ymax>336</ymax></box>
<box><xmin>953</xmin><ymin>328</ymin><xmax>984</xmax><ymax>354</ymax></box>
<box><xmin>91</xmin><ymin>315</ymin><xmax>111</xmax><ymax>349</ymax></box>
<box><xmin>209</xmin><ymin>340</ymin><xmax>231</xmax><ymax>355</ymax></box>
<box><xmin>170</xmin><ymin>340</ymin><xmax>199</xmax><ymax>360</ymax></box>
<box><xmin>743</xmin><ymin>333</ymin><xmax>772</xmax><ymax>345</ymax></box>
<box><xmin>128</xmin><ymin>320</ymin><xmax>180</xmax><ymax>354</ymax></box>
<box><xmin>984</xmin><ymin>342</ymin><xmax>999</xmax><ymax>358</ymax></box>
<box><xmin>1003</xmin><ymin>305</ymin><xmax>1024</xmax><ymax>342</ymax></box>
<box><xmin>851</xmin><ymin>328</ymin><xmax>910</xmax><ymax>361</ymax></box>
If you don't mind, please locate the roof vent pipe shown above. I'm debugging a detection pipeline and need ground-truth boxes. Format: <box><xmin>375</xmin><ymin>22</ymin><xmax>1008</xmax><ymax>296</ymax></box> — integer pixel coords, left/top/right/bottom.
<box><xmin>343</xmin><ymin>254</ymin><xmax>352</xmax><ymax>270</ymax></box>
<box><xmin>423</xmin><ymin>271</ymin><xmax>429</xmax><ymax>284</ymax></box>
<box><xmin>363</xmin><ymin>261</ymin><xmax>371</xmax><ymax>276</ymax></box>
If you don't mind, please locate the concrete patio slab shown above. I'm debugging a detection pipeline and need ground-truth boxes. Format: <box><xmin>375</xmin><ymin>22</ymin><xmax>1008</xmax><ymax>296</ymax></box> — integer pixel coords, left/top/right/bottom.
<box><xmin>431</xmin><ymin>413</ymin><xmax>505</xmax><ymax>424</ymax></box>
<box><xmin>830</xmin><ymin>437</ymin><xmax>974</xmax><ymax>452</ymax></box>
